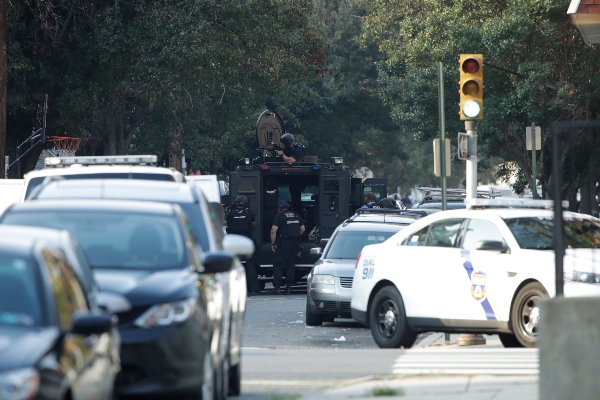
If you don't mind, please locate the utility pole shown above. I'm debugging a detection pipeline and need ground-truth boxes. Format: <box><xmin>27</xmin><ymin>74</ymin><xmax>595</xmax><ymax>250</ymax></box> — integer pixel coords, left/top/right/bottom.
<box><xmin>0</xmin><ymin>0</ymin><xmax>7</xmax><ymax>179</ymax></box>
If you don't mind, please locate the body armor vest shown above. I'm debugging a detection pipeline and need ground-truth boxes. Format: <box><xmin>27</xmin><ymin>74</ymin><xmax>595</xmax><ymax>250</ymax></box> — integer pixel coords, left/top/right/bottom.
<box><xmin>279</xmin><ymin>211</ymin><xmax>302</xmax><ymax>239</ymax></box>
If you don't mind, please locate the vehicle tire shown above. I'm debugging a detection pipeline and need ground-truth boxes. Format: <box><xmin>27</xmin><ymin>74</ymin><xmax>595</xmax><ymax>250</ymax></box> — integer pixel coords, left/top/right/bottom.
<box><xmin>323</xmin><ymin>315</ymin><xmax>335</xmax><ymax>323</ymax></box>
<box><xmin>369</xmin><ymin>286</ymin><xmax>416</xmax><ymax>349</ymax></box>
<box><xmin>498</xmin><ymin>333</ymin><xmax>522</xmax><ymax>348</ymax></box>
<box><xmin>215</xmin><ymin>352</ymin><xmax>229</xmax><ymax>400</ymax></box>
<box><xmin>305</xmin><ymin>301</ymin><xmax>323</xmax><ymax>326</ymax></box>
<box><xmin>228</xmin><ymin>360</ymin><xmax>241</xmax><ymax>396</ymax></box>
<box><xmin>201</xmin><ymin>350</ymin><xmax>215</xmax><ymax>400</ymax></box>
<box><xmin>510</xmin><ymin>282</ymin><xmax>548</xmax><ymax>348</ymax></box>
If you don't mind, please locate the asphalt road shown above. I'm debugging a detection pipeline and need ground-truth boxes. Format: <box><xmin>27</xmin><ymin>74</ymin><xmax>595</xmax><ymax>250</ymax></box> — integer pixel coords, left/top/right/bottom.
<box><xmin>238</xmin><ymin>291</ymin><xmax>391</xmax><ymax>399</ymax></box>
<box><xmin>241</xmin><ymin>292</ymin><xmax>377</xmax><ymax>349</ymax></box>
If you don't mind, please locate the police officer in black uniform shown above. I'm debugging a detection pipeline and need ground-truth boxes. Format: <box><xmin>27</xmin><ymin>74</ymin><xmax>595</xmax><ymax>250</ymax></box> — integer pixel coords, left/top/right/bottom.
<box><xmin>276</xmin><ymin>133</ymin><xmax>306</xmax><ymax>162</ymax></box>
<box><xmin>226</xmin><ymin>195</ymin><xmax>261</xmax><ymax>296</ymax></box>
<box><xmin>269</xmin><ymin>200</ymin><xmax>305</xmax><ymax>295</ymax></box>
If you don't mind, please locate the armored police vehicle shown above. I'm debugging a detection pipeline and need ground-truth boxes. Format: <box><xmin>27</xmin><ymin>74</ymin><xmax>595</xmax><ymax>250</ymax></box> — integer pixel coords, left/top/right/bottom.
<box><xmin>228</xmin><ymin>110</ymin><xmax>387</xmax><ymax>287</ymax></box>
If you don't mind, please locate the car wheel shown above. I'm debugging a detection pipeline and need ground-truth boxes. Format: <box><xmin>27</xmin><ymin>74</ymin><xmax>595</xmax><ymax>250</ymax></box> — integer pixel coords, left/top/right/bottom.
<box><xmin>323</xmin><ymin>315</ymin><xmax>334</xmax><ymax>323</ymax></box>
<box><xmin>201</xmin><ymin>350</ymin><xmax>215</xmax><ymax>400</ymax></box>
<box><xmin>498</xmin><ymin>333</ymin><xmax>522</xmax><ymax>348</ymax></box>
<box><xmin>510</xmin><ymin>282</ymin><xmax>548</xmax><ymax>348</ymax></box>
<box><xmin>215</xmin><ymin>352</ymin><xmax>229</xmax><ymax>400</ymax></box>
<box><xmin>369</xmin><ymin>286</ymin><xmax>416</xmax><ymax>349</ymax></box>
<box><xmin>228</xmin><ymin>360</ymin><xmax>241</xmax><ymax>396</ymax></box>
<box><xmin>305</xmin><ymin>300</ymin><xmax>323</xmax><ymax>326</ymax></box>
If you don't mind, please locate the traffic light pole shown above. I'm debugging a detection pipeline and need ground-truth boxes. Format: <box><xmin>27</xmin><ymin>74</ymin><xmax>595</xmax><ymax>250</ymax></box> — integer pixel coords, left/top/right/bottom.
<box><xmin>465</xmin><ymin>120</ymin><xmax>479</xmax><ymax>200</ymax></box>
<box><xmin>457</xmin><ymin>120</ymin><xmax>486</xmax><ymax>347</ymax></box>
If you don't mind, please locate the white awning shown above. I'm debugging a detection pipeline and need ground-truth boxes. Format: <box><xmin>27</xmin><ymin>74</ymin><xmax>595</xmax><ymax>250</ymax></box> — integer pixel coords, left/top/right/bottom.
<box><xmin>569</xmin><ymin>0</ymin><xmax>600</xmax><ymax>44</ymax></box>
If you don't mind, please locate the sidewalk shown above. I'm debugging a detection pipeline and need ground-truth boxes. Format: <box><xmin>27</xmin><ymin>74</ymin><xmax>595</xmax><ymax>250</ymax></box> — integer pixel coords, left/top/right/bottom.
<box><xmin>303</xmin><ymin>333</ymin><xmax>539</xmax><ymax>400</ymax></box>
<box><xmin>304</xmin><ymin>374</ymin><xmax>537</xmax><ymax>400</ymax></box>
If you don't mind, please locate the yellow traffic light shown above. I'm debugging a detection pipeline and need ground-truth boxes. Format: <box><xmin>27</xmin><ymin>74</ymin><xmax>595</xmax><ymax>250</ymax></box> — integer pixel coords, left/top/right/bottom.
<box><xmin>458</xmin><ymin>54</ymin><xmax>483</xmax><ymax>120</ymax></box>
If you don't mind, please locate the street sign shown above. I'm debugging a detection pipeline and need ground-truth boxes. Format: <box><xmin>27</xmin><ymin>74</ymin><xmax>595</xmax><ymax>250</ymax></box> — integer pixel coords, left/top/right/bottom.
<box><xmin>526</xmin><ymin>126</ymin><xmax>541</xmax><ymax>150</ymax></box>
<box><xmin>458</xmin><ymin>132</ymin><xmax>468</xmax><ymax>160</ymax></box>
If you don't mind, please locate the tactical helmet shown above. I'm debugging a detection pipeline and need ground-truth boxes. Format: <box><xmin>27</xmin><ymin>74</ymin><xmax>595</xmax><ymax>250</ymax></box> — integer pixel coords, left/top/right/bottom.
<box><xmin>277</xmin><ymin>200</ymin><xmax>289</xmax><ymax>209</ymax></box>
<box><xmin>378</xmin><ymin>198</ymin><xmax>394</xmax><ymax>208</ymax></box>
<box><xmin>234</xmin><ymin>195</ymin><xmax>248</xmax><ymax>205</ymax></box>
<box><xmin>280</xmin><ymin>133</ymin><xmax>294</xmax><ymax>146</ymax></box>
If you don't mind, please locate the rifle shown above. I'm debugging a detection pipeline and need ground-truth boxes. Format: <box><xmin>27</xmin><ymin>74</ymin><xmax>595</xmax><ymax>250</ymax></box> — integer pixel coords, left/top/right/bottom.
<box><xmin>256</xmin><ymin>144</ymin><xmax>283</xmax><ymax>159</ymax></box>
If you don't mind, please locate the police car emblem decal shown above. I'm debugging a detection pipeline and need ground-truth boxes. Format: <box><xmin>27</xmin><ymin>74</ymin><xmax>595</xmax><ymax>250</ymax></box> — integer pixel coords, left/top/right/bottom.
<box><xmin>470</xmin><ymin>271</ymin><xmax>487</xmax><ymax>301</ymax></box>
<box><xmin>461</xmin><ymin>250</ymin><xmax>497</xmax><ymax>320</ymax></box>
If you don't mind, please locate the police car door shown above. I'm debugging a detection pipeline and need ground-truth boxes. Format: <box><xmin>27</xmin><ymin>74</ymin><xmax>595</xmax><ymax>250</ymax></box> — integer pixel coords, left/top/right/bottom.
<box><xmin>399</xmin><ymin>218</ymin><xmax>465</xmax><ymax>320</ymax></box>
<box><xmin>459</xmin><ymin>217</ymin><xmax>513</xmax><ymax>323</ymax></box>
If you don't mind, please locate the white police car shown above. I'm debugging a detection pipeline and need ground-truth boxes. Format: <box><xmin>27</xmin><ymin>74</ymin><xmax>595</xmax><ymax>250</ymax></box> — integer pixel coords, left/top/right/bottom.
<box><xmin>351</xmin><ymin>204</ymin><xmax>600</xmax><ymax>349</ymax></box>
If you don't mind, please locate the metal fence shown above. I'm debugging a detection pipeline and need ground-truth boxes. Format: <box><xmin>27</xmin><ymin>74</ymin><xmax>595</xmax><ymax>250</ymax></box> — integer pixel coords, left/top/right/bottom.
<box><xmin>551</xmin><ymin>121</ymin><xmax>600</xmax><ymax>296</ymax></box>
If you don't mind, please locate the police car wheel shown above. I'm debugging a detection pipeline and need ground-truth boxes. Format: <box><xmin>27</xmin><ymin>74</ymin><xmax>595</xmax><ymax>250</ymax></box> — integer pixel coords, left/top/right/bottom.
<box><xmin>498</xmin><ymin>333</ymin><xmax>521</xmax><ymax>348</ymax></box>
<box><xmin>510</xmin><ymin>282</ymin><xmax>548</xmax><ymax>348</ymax></box>
<box><xmin>369</xmin><ymin>286</ymin><xmax>416</xmax><ymax>349</ymax></box>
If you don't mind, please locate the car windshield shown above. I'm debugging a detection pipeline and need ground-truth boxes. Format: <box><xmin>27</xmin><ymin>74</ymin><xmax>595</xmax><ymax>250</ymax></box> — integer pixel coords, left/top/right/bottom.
<box><xmin>2</xmin><ymin>211</ymin><xmax>187</xmax><ymax>269</ymax></box>
<box><xmin>0</xmin><ymin>255</ymin><xmax>43</xmax><ymax>327</ymax></box>
<box><xmin>325</xmin><ymin>230</ymin><xmax>396</xmax><ymax>259</ymax></box>
<box><xmin>504</xmin><ymin>216</ymin><xmax>600</xmax><ymax>249</ymax></box>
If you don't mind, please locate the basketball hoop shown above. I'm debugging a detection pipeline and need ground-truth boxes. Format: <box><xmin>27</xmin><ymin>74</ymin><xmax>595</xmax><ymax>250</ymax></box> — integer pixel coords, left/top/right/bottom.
<box><xmin>47</xmin><ymin>136</ymin><xmax>82</xmax><ymax>157</ymax></box>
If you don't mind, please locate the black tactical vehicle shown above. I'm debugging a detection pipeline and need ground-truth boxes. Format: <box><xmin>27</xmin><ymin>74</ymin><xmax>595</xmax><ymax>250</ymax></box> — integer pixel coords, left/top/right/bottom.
<box><xmin>228</xmin><ymin>110</ymin><xmax>386</xmax><ymax>287</ymax></box>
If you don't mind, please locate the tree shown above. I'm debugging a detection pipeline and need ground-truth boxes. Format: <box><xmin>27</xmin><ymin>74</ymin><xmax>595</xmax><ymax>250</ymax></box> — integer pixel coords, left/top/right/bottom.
<box><xmin>351</xmin><ymin>0</ymin><xmax>600</xmax><ymax>210</ymax></box>
<box><xmin>5</xmin><ymin>0</ymin><xmax>327</xmax><ymax>176</ymax></box>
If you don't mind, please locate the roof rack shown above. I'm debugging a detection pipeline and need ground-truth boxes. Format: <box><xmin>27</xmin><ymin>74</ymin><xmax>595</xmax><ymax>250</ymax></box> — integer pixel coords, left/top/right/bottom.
<box><xmin>417</xmin><ymin>186</ymin><xmax>502</xmax><ymax>199</ymax></box>
<box><xmin>353</xmin><ymin>208</ymin><xmax>428</xmax><ymax>218</ymax></box>
<box><xmin>44</xmin><ymin>155</ymin><xmax>158</xmax><ymax>168</ymax></box>
<box><xmin>465</xmin><ymin>198</ymin><xmax>569</xmax><ymax>209</ymax></box>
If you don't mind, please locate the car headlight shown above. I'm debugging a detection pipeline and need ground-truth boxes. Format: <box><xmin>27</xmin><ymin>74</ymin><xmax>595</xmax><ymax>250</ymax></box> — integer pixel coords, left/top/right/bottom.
<box><xmin>134</xmin><ymin>298</ymin><xmax>197</xmax><ymax>328</ymax></box>
<box><xmin>564</xmin><ymin>270</ymin><xmax>600</xmax><ymax>284</ymax></box>
<box><xmin>0</xmin><ymin>368</ymin><xmax>39</xmax><ymax>400</ymax></box>
<box><xmin>312</xmin><ymin>274</ymin><xmax>335</xmax><ymax>285</ymax></box>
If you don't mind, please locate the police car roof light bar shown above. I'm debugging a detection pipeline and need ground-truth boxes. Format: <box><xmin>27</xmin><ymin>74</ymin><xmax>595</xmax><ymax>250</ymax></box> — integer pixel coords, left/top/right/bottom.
<box><xmin>417</xmin><ymin>186</ymin><xmax>502</xmax><ymax>198</ymax></box>
<box><xmin>44</xmin><ymin>155</ymin><xmax>158</xmax><ymax>168</ymax></box>
<box><xmin>465</xmin><ymin>198</ymin><xmax>569</xmax><ymax>209</ymax></box>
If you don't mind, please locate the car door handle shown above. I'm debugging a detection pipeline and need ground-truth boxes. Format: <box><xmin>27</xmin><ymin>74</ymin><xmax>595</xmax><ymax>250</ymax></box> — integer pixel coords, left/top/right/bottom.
<box><xmin>507</xmin><ymin>271</ymin><xmax>518</xmax><ymax>278</ymax></box>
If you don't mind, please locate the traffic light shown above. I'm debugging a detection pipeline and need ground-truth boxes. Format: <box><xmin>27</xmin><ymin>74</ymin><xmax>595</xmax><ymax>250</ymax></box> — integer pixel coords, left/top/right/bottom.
<box><xmin>458</xmin><ymin>54</ymin><xmax>483</xmax><ymax>120</ymax></box>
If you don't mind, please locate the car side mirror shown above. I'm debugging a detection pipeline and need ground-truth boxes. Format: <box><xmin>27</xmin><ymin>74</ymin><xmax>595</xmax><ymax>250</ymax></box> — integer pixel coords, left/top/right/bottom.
<box><xmin>223</xmin><ymin>234</ymin><xmax>255</xmax><ymax>260</ymax></box>
<box><xmin>310</xmin><ymin>247</ymin><xmax>322</xmax><ymax>257</ymax></box>
<box><xmin>475</xmin><ymin>240</ymin><xmax>509</xmax><ymax>253</ymax></box>
<box><xmin>319</xmin><ymin>238</ymin><xmax>329</xmax><ymax>250</ymax></box>
<box><xmin>202</xmin><ymin>251</ymin><xmax>235</xmax><ymax>273</ymax></box>
<box><xmin>71</xmin><ymin>311</ymin><xmax>116</xmax><ymax>335</ymax></box>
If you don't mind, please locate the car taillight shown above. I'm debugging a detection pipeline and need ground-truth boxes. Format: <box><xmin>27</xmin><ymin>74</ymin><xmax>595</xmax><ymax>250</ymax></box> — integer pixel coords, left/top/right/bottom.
<box><xmin>355</xmin><ymin>253</ymin><xmax>361</xmax><ymax>269</ymax></box>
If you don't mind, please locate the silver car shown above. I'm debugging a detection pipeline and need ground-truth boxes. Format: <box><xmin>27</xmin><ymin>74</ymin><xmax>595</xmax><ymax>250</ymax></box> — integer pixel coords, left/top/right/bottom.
<box><xmin>306</xmin><ymin>209</ymin><xmax>424</xmax><ymax>326</ymax></box>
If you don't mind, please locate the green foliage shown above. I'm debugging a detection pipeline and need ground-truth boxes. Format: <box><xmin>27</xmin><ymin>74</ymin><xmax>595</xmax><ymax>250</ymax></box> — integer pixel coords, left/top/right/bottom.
<box><xmin>7</xmin><ymin>0</ymin><xmax>327</xmax><ymax>173</ymax></box>
<box><xmin>369</xmin><ymin>386</ymin><xmax>405</xmax><ymax>396</ymax></box>
<box><xmin>351</xmin><ymin>0</ymin><xmax>600</xmax><ymax>199</ymax></box>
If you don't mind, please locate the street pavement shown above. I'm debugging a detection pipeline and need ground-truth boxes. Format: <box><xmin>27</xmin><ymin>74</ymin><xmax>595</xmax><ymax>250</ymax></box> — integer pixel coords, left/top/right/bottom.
<box><xmin>241</xmin><ymin>333</ymin><xmax>539</xmax><ymax>400</ymax></box>
<box><xmin>306</xmin><ymin>333</ymin><xmax>538</xmax><ymax>400</ymax></box>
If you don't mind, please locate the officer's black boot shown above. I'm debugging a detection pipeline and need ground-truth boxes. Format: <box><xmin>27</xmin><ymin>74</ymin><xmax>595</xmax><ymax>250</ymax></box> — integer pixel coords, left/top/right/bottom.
<box><xmin>285</xmin><ymin>285</ymin><xmax>292</xmax><ymax>295</ymax></box>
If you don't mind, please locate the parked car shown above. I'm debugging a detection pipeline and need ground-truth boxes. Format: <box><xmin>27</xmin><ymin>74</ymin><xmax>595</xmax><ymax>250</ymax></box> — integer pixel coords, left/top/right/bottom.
<box><xmin>0</xmin><ymin>199</ymin><xmax>233</xmax><ymax>399</ymax></box>
<box><xmin>21</xmin><ymin>155</ymin><xmax>185</xmax><ymax>201</ymax></box>
<box><xmin>28</xmin><ymin>178</ymin><xmax>253</xmax><ymax>396</ymax></box>
<box><xmin>305</xmin><ymin>209</ymin><xmax>425</xmax><ymax>326</ymax></box>
<box><xmin>351</xmin><ymin>206</ymin><xmax>600</xmax><ymax>349</ymax></box>
<box><xmin>0</xmin><ymin>230</ymin><xmax>119</xmax><ymax>400</ymax></box>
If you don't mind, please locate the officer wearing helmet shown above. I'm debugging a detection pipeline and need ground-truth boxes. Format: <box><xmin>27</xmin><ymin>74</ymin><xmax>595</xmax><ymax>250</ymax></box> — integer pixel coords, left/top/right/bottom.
<box><xmin>226</xmin><ymin>195</ymin><xmax>260</xmax><ymax>296</ymax></box>
<box><xmin>275</xmin><ymin>133</ymin><xmax>306</xmax><ymax>162</ymax></box>
<box><xmin>269</xmin><ymin>200</ymin><xmax>305</xmax><ymax>295</ymax></box>
<box><xmin>377</xmin><ymin>197</ymin><xmax>394</xmax><ymax>209</ymax></box>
